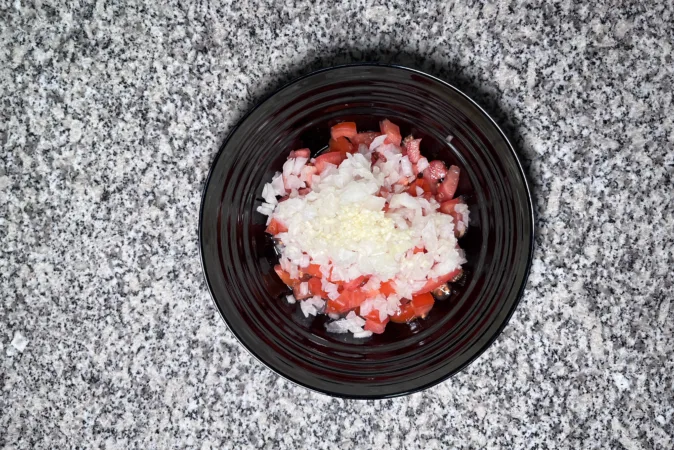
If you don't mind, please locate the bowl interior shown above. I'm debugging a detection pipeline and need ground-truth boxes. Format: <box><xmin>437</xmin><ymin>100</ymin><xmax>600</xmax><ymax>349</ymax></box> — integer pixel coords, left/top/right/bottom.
<box><xmin>200</xmin><ymin>65</ymin><xmax>533</xmax><ymax>398</ymax></box>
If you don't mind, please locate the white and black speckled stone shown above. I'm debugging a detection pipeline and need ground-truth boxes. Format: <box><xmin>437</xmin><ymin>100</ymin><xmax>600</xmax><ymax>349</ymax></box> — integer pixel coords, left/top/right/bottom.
<box><xmin>1</xmin><ymin>0</ymin><xmax>673</xmax><ymax>448</ymax></box>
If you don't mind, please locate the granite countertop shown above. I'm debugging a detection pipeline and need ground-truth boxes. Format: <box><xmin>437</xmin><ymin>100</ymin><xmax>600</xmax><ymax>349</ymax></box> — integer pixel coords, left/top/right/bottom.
<box><xmin>2</xmin><ymin>1</ymin><xmax>673</xmax><ymax>448</ymax></box>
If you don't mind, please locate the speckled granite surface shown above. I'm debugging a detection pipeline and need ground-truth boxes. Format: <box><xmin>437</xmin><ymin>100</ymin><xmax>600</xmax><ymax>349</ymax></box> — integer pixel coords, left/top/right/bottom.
<box><xmin>1</xmin><ymin>0</ymin><xmax>673</xmax><ymax>448</ymax></box>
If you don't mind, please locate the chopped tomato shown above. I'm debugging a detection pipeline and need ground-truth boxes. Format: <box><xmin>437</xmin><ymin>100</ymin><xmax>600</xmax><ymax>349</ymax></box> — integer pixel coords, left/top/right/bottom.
<box><xmin>326</xmin><ymin>294</ymin><xmax>350</xmax><ymax>314</ymax></box>
<box><xmin>274</xmin><ymin>265</ymin><xmax>300</xmax><ymax>287</ymax></box>
<box><xmin>379</xmin><ymin>280</ymin><xmax>396</xmax><ymax>297</ymax></box>
<box><xmin>265</xmin><ymin>218</ymin><xmax>288</xmax><ymax>235</ymax></box>
<box><xmin>413</xmin><ymin>246</ymin><xmax>425</xmax><ymax>254</ymax></box>
<box><xmin>379</xmin><ymin>119</ymin><xmax>402</xmax><ymax>146</ymax></box>
<box><xmin>314</xmin><ymin>152</ymin><xmax>347</xmax><ymax>173</ymax></box>
<box><xmin>307</xmin><ymin>277</ymin><xmax>327</xmax><ymax>297</ymax></box>
<box><xmin>405</xmin><ymin>138</ymin><xmax>422</xmax><ymax>163</ymax></box>
<box><xmin>439</xmin><ymin>197</ymin><xmax>463</xmax><ymax>215</ymax></box>
<box><xmin>365</xmin><ymin>289</ymin><xmax>380</xmax><ymax>299</ymax></box>
<box><xmin>351</xmin><ymin>132</ymin><xmax>379</xmax><ymax>147</ymax></box>
<box><xmin>343</xmin><ymin>275</ymin><xmax>367</xmax><ymax>291</ymax></box>
<box><xmin>437</xmin><ymin>165</ymin><xmax>460</xmax><ymax>202</ymax></box>
<box><xmin>390</xmin><ymin>302</ymin><xmax>416</xmax><ymax>323</ymax></box>
<box><xmin>410</xmin><ymin>292</ymin><xmax>434</xmax><ymax>318</ymax></box>
<box><xmin>364</xmin><ymin>317</ymin><xmax>389</xmax><ymax>334</ymax></box>
<box><xmin>330</xmin><ymin>122</ymin><xmax>358</xmax><ymax>140</ymax></box>
<box><xmin>348</xmin><ymin>290</ymin><xmax>367</xmax><ymax>309</ymax></box>
<box><xmin>305</xmin><ymin>264</ymin><xmax>323</xmax><ymax>278</ymax></box>
<box><xmin>414</xmin><ymin>268</ymin><xmax>463</xmax><ymax>295</ymax></box>
<box><xmin>328</xmin><ymin>136</ymin><xmax>355</xmax><ymax>154</ymax></box>
<box><xmin>289</xmin><ymin>148</ymin><xmax>311</xmax><ymax>159</ymax></box>
<box><xmin>424</xmin><ymin>160</ymin><xmax>448</xmax><ymax>182</ymax></box>
<box><xmin>408</xmin><ymin>177</ymin><xmax>432</xmax><ymax>196</ymax></box>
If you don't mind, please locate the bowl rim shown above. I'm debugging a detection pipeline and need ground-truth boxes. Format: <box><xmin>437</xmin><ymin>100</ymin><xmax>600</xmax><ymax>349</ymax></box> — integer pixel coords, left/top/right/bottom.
<box><xmin>198</xmin><ymin>63</ymin><xmax>535</xmax><ymax>399</ymax></box>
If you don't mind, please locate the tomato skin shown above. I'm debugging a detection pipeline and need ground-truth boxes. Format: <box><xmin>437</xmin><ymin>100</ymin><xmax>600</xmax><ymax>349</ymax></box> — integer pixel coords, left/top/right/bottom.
<box><xmin>330</xmin><ymin>122</ymin><xmax>358</xmax><ymax>140</ymax></box>
<box><xmin>328</xmin><ymin>136</ymin><xmax>355</xmax><ymax>154</ymax></box>
<box><xmin>411</xmin><ymin>292</ymin><xmax>435</xmax><ymax>318</ymax></box>
<box><xmin>414</xmin><ymin>268</ymin><xmax>463</xmax><ymax>295</ymax></box>
<box><xmin>265</xmin><ymin>218</ymin><xmax>288</xmax><ymax>235</ymax></box>
<box><xmin>314</xmin><ymin>152</ymin><xmax>347</xmax><ymax>173</ymax></box>
<box><xmin>390</xmin><ymin>302</ymin><xmax>416</xmax><ymax>323</ymax></box>
<box><xmin>405</xmin><ymin>138</ymin><xmax>422</xmax><ymax>163</ymax></box>
<box><xmin>351</xmin><ymin>132</ymin><xmax>379</xmax><ymax>147</ymax></box>
<box><xmin>437</xmin><ymin>165</ymin><xmax>460</xmax><ymax>202</ymax></box>
<box><xmin>364</xmin><ymin>317</ymin><xmax>389</xmax><ymax>334</ymax></box>
<box><xmin>274</xmin><ymin>265</ymin><xmax>300</xmax><ymax>288</ymax></box>
<box><xmin>343</xmin><ymin>276</ymin><xmax>367</xmax><ymax>291</ymax></box>
<box><xmin>380</xmin><ymin>119</ymin><xmax>402</xmax><ymax>146</ymax></box>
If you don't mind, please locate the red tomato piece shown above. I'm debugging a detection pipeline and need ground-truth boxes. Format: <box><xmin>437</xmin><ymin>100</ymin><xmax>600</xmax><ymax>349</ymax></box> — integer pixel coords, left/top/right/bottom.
<box><xmin>330</xmin><ymin>122</ymin><xmax>358</xmax><ymax>140</ymax></box>
<box><xmin>364</xmin><ymin>317</ymin><xmax>389</xmax><ymax>334</ymax></box>
<box><xmin>410</xmin><ymin>292</ymin><xmax>435</xmax><ymax>318</ymax></box>
<box><xmin>343</xmin><ymin>275</ymin><xmax>367</xmax><ymax>291</ymax></box>
<box><xmin>274</xmin><ymin>265</ymin><xmax>300</xmax><ymax>288</ymax></box>
<box><xmin>326</xmin><ymin>292</ymin><xmax>351</xmax><ymax>314</ymax></box>
<box><xmin>365</xmin><ymin>288</ymin><xmax>380</xmax><ymax>299</ymax></box>
<box><xmin>408</xmin><ymin>178</ymin><xmax>432</xmax><ymax>197</ymax></box>
<box><xmin>379</xmin><ymin>119</ymin><xmax>402</xmax><ymax>146</ymax></box>
<box><xmin>437</xmin><ymin>165</ymin><xmax>460</xmax><ymax>202</ymax></box>
<box><xmin>390</xmin><ymin>302</ymin><xmax>416</xmax><ymax>323</ymax></box>
<box><xmin>307</xmin><ymin>277</ymin><xmax>327</xmax><ymax>298</ymax></box>
<box><xmin>414</xmin><ymin>268</ymin><xmax>463</xmax><ymax>295</ymax></box>
<box><xmin>351</xmin><ymin>132</ymin><xmax>379</xmax><ymax>147</ymax></box>
<box><xmin>265</xmin><ymin>218</ymin><xmax>288</xmax><ymax>235</ymax></box>
<box><xmin>424</xmin><ymin>160</ymin><xmax>448</xmax><ymax>182</ymax></box>
<box><xmin>379</xmin><ymin>280</ymin><xmax>396</xmax><ymax>297</ymax></box>
<box><xmin>348</xmin><ymin>290</ymin><xmax>367</xmax><ymax>309</ymax></box>
<box><xmin>314</xmin><ymin>152</ymin><xmax>347</xmax><ymax>173</ymax></box>
<box><xmin>439</xmin><ymin>197</ymin><xmax>463</xmax><ymax>215</ymax></box>
<box><xmin>361</xmin><ymin>309</ymin><xmax>381</xmax><ymax>321</ymax></box>
<box><xmin>289</xmin><ymin>148</ymin><xmax>311</xmax><ymax>159</ymax></box>
<box><xmin>405</xmin><ymin>138</ymin><xmax>422</xmax><ymax>163</ymax></box>
<box><xmin>305</xmin><ymin>264</ymin><xmax>323</xmax><ymax>278</ymax></box>
<box><xmin>413</xmin><ymin>246</ymin><xmax>425</xmax><ymax>254</ymax></box>
<box><xmin>328</xmin><ymin>137</ymin><xmax>354</xmax><ymax>154</ymax></box>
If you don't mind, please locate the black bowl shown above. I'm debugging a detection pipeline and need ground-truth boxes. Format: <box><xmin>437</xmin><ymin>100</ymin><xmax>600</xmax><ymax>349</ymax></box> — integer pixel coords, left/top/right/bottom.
<box><xmin>200</xmin><ymin>64</ymin><xmax>534</xmax><ymax>398</ymax></box>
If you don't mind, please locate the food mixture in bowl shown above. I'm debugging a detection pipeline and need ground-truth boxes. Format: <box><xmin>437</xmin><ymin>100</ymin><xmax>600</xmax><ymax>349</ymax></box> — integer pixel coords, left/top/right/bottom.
<box><xmin>257</xmin><ymin>119</ymin><xmax>470</xmax><ymax>338</ymax></box>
